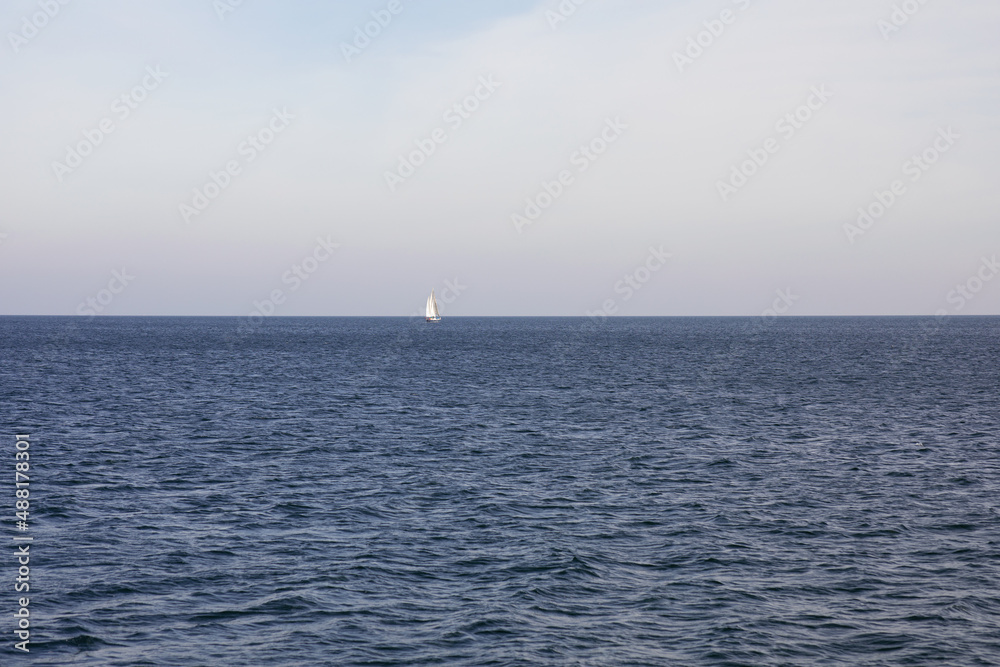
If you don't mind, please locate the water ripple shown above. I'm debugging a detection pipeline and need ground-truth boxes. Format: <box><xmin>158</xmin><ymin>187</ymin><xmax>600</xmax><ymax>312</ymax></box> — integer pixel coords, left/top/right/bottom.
<box><xmin>2</xmin><ymin>316</ymin><xmax>999</xmax><ymax>665</ymax></box>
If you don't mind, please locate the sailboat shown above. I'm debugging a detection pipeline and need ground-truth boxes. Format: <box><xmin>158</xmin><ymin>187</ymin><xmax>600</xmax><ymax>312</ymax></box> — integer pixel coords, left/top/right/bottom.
<box><xmin>425</xmin><ymin>289</ymin><xmax>442</xmax><ymax>322</ymax></box>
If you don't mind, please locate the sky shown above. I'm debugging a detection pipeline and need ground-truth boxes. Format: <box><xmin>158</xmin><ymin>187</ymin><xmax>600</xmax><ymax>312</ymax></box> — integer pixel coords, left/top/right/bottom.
<box><xmin>1</xmin><ymin>0</ymin><xmax>998</xmax><ymax>316</ymax></box>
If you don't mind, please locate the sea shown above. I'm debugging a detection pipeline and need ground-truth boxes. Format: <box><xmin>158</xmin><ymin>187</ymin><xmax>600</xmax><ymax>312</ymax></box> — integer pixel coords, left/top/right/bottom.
<box><xmin>2</xmin><ymin>316</ymin><xmax>998</xmax><ymax>666</ymax></box>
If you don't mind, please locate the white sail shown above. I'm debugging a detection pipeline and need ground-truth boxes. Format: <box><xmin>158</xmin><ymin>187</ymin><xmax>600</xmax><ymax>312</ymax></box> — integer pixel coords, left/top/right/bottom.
<box><xmin>425</xmin><ymin>289</ymin><xmax>440</xmax><ymax>320</ymax></box>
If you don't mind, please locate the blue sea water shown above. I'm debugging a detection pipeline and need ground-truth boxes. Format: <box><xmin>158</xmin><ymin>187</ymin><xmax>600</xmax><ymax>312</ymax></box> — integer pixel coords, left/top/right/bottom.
<box><xmin>2</xmin><ymin>316</ymin><xmax>999</xmax><ymax>666</ymax></box>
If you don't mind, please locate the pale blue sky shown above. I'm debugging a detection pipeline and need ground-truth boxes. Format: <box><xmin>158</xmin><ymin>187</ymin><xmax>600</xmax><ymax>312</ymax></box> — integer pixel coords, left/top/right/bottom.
<box><xmin>1</xmin><ymin>0</ymin><xmax>998</xmax><ymax>316</ymax></box>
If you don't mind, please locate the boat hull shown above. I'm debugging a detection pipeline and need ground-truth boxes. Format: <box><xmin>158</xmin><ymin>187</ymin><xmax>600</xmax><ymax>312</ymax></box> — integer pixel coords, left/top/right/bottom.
<box><xmin>425</xmin><ymin>317</ymin><xmax>441</xmax><ymax>322</ymax></box>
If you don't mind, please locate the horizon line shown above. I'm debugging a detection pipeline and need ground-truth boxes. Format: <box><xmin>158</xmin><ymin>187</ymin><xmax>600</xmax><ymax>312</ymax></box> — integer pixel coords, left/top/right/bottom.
<box><xmin>2</xmin><ymin>314</ymin><xmax>999</xmax><ymax>319</ymax></box>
